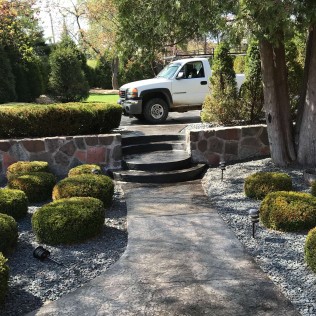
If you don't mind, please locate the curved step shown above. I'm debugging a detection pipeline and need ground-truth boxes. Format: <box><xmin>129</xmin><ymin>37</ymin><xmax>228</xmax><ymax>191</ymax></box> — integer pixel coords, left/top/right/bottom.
<box><xmin>122</xmin><ymin>142</ymin><xmax>184</xmax><ymax>155</ymax></box>
<box><xmin>122</xmin><ymin>134</ymin><xmax>186</xmax><ymax>146</ymax></box>
<box><xmin>113</xmin><ymin>164</ymin><xmax>207</xmax><ymax>183</ymax></box>
<box><xmin>123</xmin><ymin>150</ymin><xmax>191</xmax><ymax>172</ymax></box>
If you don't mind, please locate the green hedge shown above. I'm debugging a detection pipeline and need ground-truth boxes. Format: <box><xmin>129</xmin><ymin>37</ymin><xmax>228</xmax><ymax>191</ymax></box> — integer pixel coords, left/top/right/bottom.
<box><xmin>244</xmin><ymin>172</ymin><xmax>292</xmax><ymax>200</ymax></box>
<box><xmin>0</xmin><ymin>253</ymin><xmax>9</xmax><ymax>305</ymax></box>
<box><xmin>0</xmin><ymin>188</ymin><xmax>28</xmax><ymax>220</ymax></box>
<box><xmin>260</xmin><ymin>191</ymin><xmax>316</xmax><ymax>232</ymax></box>
<box><xmin>312</xmin><ymin>181</ymin><xmax>316</xmax><ymax>197</ymax></box>
<box><xmin>52</xmin><ymin>174</ymin><xmax>114</xmax><ymax>207</ymax></box>
<box><xmin>8</xmin><ymin>172</ymin><xmax>56</xmax><ymax>203</ymax></box>
<box><xmin>305</xmin><ymin>227</ymin><xmax>316</xmax><ymax>273</ymax></box>
<box><xmin>32</xmin><ymin>197</ymin><xmax>105</xmax><ymax>245</ymax></box>
<box><xmin>0</xmin><ymin>103</ymin><xmax>122</xmax><ymax>138</ymax></box>
<box><xmin>0</xmin><ymin>213</ymin><xmax>18</xmax><ymax>254</ymax></box>
<box><xmin>68</xmin><ymin>164</ymin><xmax>102</xmax><ymax>177</ymax></box>
<box><xmin>6</xmin><ymin>161</ymin><xmax>50</xmax><ymax>181</ymax></box>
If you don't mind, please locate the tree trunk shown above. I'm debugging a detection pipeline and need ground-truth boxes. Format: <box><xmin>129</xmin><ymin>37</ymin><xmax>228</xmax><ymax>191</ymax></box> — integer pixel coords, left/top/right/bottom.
<box><xmin>297</xmin><ymin>24</ymin><xmax>316</xmax><ymax>166</ymax></box>
<box><xmin>259</xmin><ymin>37</ymin><xmax>296</xmax><ymax>166</ymax></box>
<box><xmin>111</xmin><ymin>57</ymin><xmax>119</xmax><ymax>90</ymax></box>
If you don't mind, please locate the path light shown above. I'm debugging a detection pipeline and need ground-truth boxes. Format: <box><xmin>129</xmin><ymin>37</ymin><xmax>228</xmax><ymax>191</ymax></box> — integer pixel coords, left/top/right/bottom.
<box><xmin>33</xmin><ymin>246</ymin><xmax>64</xmax><ymax>266</ymax></box>
<box><xmin>219</xmin><ymin>161</ymin><xmax>226</xmax><ymax>181</ymax></box>
<box><xmin>249</xmin><ymin>209</ymin><xmax>259</xmax><ymax>238</ymax></box>
<box><xmin>91</xmin><ymin>168</ymin><xmax>101</xmax><ymax>175</ymax></box>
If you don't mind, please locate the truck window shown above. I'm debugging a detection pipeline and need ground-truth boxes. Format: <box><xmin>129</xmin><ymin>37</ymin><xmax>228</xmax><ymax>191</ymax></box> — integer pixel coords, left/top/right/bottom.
<box><xmin>157</xmin><ymin>63</ymin><xmax>181</xmax><ymax>79</ymax></box>
<box><xmin>179</xmin><ymin>61</ymin><xmax>205</xmax><ymax>79</ymax></box>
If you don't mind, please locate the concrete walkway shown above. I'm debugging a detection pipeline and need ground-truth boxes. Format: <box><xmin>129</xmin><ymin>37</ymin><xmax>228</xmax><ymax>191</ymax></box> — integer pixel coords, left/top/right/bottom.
<box><xmin>28</xmin><ymin>181</ymin><xmax>299</xmax><ymax>316</ymax></box>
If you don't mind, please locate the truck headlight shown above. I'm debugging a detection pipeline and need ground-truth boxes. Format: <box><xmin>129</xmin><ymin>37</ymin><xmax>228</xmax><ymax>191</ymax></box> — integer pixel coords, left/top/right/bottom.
<box><xmin>126</xmin><ymin>88</ymin><xmax>138</xmax><ymax>99</ymax></box>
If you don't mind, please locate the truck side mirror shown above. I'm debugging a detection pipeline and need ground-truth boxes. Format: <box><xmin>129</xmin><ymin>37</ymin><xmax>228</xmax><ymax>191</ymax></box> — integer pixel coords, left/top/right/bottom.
<box><xmin>176</xmin><ymin>72</ymin><xmax>184</xmax><ymax>79</ymax></box>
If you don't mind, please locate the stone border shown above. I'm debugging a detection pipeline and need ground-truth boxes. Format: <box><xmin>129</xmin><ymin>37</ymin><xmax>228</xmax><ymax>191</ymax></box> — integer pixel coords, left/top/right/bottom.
<box><xmin>0</xmin><ymin>134</ymin><xmax>121</xmax><ymax>183</ymax></box>
<box><xmin>186</xmin><ymin>124</ymin><xmax>270</xmax><ymax>165</ymax></box>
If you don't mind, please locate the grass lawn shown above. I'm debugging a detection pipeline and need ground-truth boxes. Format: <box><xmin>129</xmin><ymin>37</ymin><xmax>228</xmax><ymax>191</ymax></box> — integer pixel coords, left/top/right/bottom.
<box><xmin>86</xmin><ymin>93</ymin><xmax>119</xmax><ymax>103</ymax></box>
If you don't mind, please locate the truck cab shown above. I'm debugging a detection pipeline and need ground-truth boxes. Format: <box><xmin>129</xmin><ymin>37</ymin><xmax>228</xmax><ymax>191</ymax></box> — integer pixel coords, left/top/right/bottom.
<box><xmin>118</xmin><ymin>58</ymin><xmax>244</xmax><ymax>124</ymax></box>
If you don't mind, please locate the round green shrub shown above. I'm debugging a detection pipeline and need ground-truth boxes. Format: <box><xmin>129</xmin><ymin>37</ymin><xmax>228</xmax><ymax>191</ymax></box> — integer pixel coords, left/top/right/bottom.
<box><xmin>260</xmin><ymin>191</ymin><xmax>316</xmax><ymax>232</ymax></box>
<box><xmin>0</xmin><ymin>253</ymin><xmax>9</xmax><ymax>305</ymax></box>
<box><xmin>8</xmin><ymin>172</ymin><xmax>56</xmax><ymax>203</ymax></box>
<box><xmin>52</xmin><ymin>174</ymin><xmax>114</xmax><ymax>207</ymax></box>
<box><xmin>0</xmin><ymin>213</ymin><xmax>18</xmax><ymax>254</ymax></box>
<box><xmin>0</xmin><ymin>188</ymin><xmax>28</xmax><ymax>220</ymax></box>
<box><xmin>7</xmin><ymin>161</ymin><xmax>50</xmax><ymax>181</ymax></box>
<box><xmin>32</xmin><ymin>197</ymin><xmax>105</xmax><ymax>245</ymax></box>
<box><xmin>244</xmin><ymin>172</ymin><xmax>292</xmax><ymax>200</ymax></box>
<box><xmin>305</xmin><ymin>227</ymin><xmax>316</xmax><ymax>272</ymax></box>
<box><xmin>68</xmin><ymin>164</ymin><xmax>102</xmax><ymax>177</ymax></box>
<box><xmin>312</xmin><ymin>181</ymin><xmax>316</xmax><ymax>197</ymax></box>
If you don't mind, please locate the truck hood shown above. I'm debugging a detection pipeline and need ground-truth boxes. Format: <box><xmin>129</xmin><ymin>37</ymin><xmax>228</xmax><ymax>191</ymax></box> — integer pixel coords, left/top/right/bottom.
<box><xmin>120</xmin><ymin>78</ymin><xmax>171</xmax><ymax>91</ymax></box>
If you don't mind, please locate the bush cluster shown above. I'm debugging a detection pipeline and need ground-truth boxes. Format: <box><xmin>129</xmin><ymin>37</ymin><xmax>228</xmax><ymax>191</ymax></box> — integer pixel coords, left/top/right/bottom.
<box><xmin>52</xmin><ymin>174</ymin><xmax>114</xmax><ymax>207</ymax></box>
<box><xmin>0</xmin><ymin>213</ymin><xmax>18</xmax><ymax>254</ymax></box>
<box><xmin>260</xmin><ymin>191</ymin><xmax>316</xmax><ymax>232</ymax></box>
<box><xmin>6</xmin><ymin>161</ymin><xmax>50</xmax><ymax>181</ymax></box>
<box><xmin>0</xmin><ymin>103</ymin><xmax>122</xmax><ymax>138</ymax></box>
<box><xmin>68</xmin><ymin>164</ymin><xmax>102</xmax><ymax>177</ymax></box>
<box><xmin>312</xmin><ymin>181</ymin><xmax>316</xmax><ymax>197</ymax></box>
<box><xmin>244</xmin><ymin>172</ymin><xmax>292</xmax><ymax>200</ymax></box>
<box><xmin>0</xmin><ymin>188</ymin><xmax>28</xmax><ymax>220</ymax></box>
<box><xmin>0</xmin><ymin>253</ymin><xmax>9</xmax><ymax>305</ymax></box>
<box><xmin>32</xmin><ymin>197</ymin><xmax>105</xmax><ymax>245</ymax></box>
<box><xmin>8</xmin><ymin>172</ymin><xmax>56</xmax><ymax>203</ymax></box>
<box><xmin>305</xmin><ymin>227</ymin><xmax>316</xmax><ymax>273</ymax></box>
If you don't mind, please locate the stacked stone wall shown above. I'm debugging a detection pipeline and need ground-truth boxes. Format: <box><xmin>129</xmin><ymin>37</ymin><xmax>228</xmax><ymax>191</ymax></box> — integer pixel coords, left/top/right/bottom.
<box><xmin>186</xmin><ymin>125</ymin><xmax>270</xmax><ymax>165</ymax></box>
<box><xmin>0</xmin><ymin>134</ymin><xmax>121</xmax><ymax>183</ymax></box>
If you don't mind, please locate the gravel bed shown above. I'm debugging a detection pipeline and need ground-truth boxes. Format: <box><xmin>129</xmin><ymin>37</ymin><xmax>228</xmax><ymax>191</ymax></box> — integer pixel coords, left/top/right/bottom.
<box><xmin>1</xmin><ymin>183</ymin><xmax>127</xmax><ymax>316</ymax></box>
<box><xmin>202</xmin><ymin>158</ymin><xmax>316</xmax><ymax>316</ymax></box>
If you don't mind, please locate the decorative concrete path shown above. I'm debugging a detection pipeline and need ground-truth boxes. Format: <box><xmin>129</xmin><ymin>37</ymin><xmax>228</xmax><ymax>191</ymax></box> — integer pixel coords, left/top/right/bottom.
<box><xmin>28</xmin><ymin>180</ymin><xmax>299</xmax><ymax>315</ymax></box>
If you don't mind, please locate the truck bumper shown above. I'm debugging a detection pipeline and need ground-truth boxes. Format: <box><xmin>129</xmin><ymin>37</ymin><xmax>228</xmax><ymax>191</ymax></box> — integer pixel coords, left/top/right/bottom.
<box><xmin>118</xmin><ymin>99</ymin><xmax>142</xmax><ymax>116</ymax></box>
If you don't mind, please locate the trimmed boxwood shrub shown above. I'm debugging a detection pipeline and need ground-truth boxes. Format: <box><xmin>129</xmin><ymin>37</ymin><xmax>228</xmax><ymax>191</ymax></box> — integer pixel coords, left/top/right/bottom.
<box><xmin>0</xmin><ymin>188</ymin><xmax>28</xmax><ymax>220</ymax></box>
<box><xmin>68</xmin><ymin>164</ymin><xmax>102</xmax><ymax>177</ymax></box>
<box><xmin>6</xmin><ymin>161</ymin><xmax>50</xmax><ymax>181</ymax></box>
<box><xmin>52</xmin><ymin>174</ymin><xmax>114</xmax><ymax>207</ymax></box>
<box><xmin>305</xmin><ymin>227</ymin><xmax>316</xmax><ymax>273</ymax></box>
<box><xmin>0</xmin><ymin>253</ymin><xmax>9</xmax><ymax>305</ymax></box>
<box><xmin>0</xmin><ymin>103</ymin><xmax>122</xmax><ymax>138</ymax></box>
<box><xmin>32</xmin><ymin>197</ymin><xmax>105</xmax><ymax>245</ymax></box>
<box><xmin>244</xmin><ymin>172</ymin><xmax>292</xmax><ymax>200</ymax></box>
<box><xmin>0</xmin><ymin>213</ymin><xmax>18</xmax><ymax>254</ymax></box>
<box><xmin>8</xmin><ymin>172</ymin><xmax>56</xmax><ymax>203</ymax></box>
<box><xmin>260</xmin><ymin>191</ymin><xmax>316</xmax><ymax>232</ymax></box>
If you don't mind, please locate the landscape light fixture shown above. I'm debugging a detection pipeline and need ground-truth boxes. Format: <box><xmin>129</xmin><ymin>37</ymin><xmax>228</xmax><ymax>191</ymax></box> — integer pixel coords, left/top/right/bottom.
<box><xmin>248</xmin><ymin>209</ymin><xmax>259</xmax><ymax>238</ymax></box>
<box><xmin>91</xmin><ymin>168</ymin><xmax>101</xmax><ymax>175</ymax></box>
<box><xmin>33</xmin><ymin>246</ymin><xmax>64</xmax><ymax>266</ymax></box>
<box><xmin>219</xmin><ymin>161</ymin><xmax>226</xmax><ymax>181</ymax></box>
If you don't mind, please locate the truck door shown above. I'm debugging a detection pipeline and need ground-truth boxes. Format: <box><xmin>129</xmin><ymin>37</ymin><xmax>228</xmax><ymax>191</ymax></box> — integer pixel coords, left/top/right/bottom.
<box><xmin>171</xmin><ymin>61</ymin><xmax>209</xmax><ymax>106</ymax></box>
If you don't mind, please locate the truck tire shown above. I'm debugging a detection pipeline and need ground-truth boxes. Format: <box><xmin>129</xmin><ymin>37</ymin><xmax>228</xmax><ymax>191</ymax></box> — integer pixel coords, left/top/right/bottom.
<box><xmin>143</xmin><ymin>98</ymin><xmax>169</xmax><ymax>123</ymax></box>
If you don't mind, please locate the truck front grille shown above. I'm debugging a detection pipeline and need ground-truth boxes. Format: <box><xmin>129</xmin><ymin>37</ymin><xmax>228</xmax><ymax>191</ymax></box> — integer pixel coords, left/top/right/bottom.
<box><xmin>119</xmin><ymin>90</ymin><xmax>126</xmax><ymax>99</ymax></box>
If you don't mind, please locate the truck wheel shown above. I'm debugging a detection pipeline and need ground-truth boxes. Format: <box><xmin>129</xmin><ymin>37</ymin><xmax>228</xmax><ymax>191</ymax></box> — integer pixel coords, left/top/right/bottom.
<box><xmin>143</xmin><ymin>98</ymin><xmax>169</xmax><ymax>123</ymax></box>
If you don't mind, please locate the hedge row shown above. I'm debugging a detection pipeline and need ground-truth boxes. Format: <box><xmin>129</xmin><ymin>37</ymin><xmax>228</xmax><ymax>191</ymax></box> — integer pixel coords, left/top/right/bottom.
<box><xmin>0</xmin><ymin>103</ymin><xmax>122</xmax><ymax>138</ymax></box>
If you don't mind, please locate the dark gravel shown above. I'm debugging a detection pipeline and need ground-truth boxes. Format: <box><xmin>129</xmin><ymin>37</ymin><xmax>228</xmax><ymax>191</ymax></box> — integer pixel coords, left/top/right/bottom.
<box><xmin>1</xmin><ymin>184</ymin><xmax>127</xmax><ymax>316</ymax></box>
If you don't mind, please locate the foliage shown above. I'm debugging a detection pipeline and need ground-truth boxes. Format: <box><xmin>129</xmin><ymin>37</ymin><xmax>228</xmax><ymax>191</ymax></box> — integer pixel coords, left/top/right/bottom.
<box><xmin>68</xmin><ymin>164</ymin><xmax>102</xmax><ymax>177</ymax></box>
<box><xmin>48</xmin><ymin>35</ymin><xmax>90</xmax><ymax>102</ymax></box>
<box><xmin>0</xmin><ymin>253</ymin><xmax>9</xmax><ymax>305</ymax></box>
<box><xmin>201</xmin><ymin>42</ymin><xmax>241</xmax><ymax>124</ymax></box>
<box><xmin>52</xmin><ymin>174</ymin><xmax>114</xmax><ymax>207</ymax></box>
<box><xmin>8</xmin><ymin>172</ymin><xmax>56</xmax><ymax>203</ymax></box>
<box><xmin>239</xmin><ymin>39</ymin><xmax>264</xmax><ymax>123</ymax></box>
<box><xmin>6</xmin><ymin>161</ymin><xmax>50</xmax><ymax>181</ymax></box>
<box><xmin>244</xmin><ymin>172</ymin><xmax>292</xmax><ymax>200</ymax></box>
<box><xmin>0</xmin><ymin>103</ymin><xmax>122</xmax><ymax>138</ymax></box>
<box><xmin>32</xmin><ymin>197</ymin><xmax>105</xmax><ymax>245</ymax></box>
<box><xmin>305</xmin><ymin>227</ymin><xmax>316</xmax><ymax>273</ymax></box>
<box><xmin>233</xmin><ymin>55</ymin><xmax>245</xmax><ymax>73</ymax></box>
<box><xmin>94</xmin><ymin>55</ymin><xmax>112</xmax><ymax>89</ymax></box>
<box><xmin>0</xmin><ymin>213</ymin><xmax>18</xmax><ymax>254</ymax></box>
<box><xmin>0</xmin><ymin>188</ymin><xmax>28</xmax><ymax>220</ymax></box>
<box><xmin>260</xmin><ymin>191</ymin><xmax>316</xmax><ymax>232</ymax></box>
<box><xmin>312</xmin><ymin>181</ymin><xmax>316</xmax><ymax>197</ymax></box>
<box><xmin>0</xmin><ymin>45</ymin><xmax>16</xmax><ymax>103</ymax></box>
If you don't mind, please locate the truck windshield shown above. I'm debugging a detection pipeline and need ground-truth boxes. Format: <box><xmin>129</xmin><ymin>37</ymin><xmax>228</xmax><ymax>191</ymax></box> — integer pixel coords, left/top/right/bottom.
<box><xmin>157</xmin><ymin>63</ymin><xmax>181</xmax><ymax>79</ymax></box>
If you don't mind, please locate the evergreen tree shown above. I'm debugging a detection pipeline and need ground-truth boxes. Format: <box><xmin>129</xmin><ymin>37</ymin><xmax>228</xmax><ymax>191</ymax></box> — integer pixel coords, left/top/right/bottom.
<box><xmin>201</xmin><ymin>42</ymin><xmax>240</xmax><ymax>124</ymax></box>
<box><xmin>0</xmin><ymin>46</ymin><xmax>16</xmax><ymax>103</ymax></box>
<box><xmin>48</xmin><ymin>36</ymin><xmax>89</xmax><ymax>102</ymax></box>
<box><xmin>94</xmin><ymin>55</ymin><xmax>112</xmax><ymax>89</ymax></box>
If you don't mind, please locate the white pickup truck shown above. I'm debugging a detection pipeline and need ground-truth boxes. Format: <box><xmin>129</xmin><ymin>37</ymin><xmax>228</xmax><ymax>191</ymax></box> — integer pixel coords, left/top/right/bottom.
<box><xmin>118</xmin><ymin>57</ymin><xmax>245</xmax><ymax>123</ymax></box>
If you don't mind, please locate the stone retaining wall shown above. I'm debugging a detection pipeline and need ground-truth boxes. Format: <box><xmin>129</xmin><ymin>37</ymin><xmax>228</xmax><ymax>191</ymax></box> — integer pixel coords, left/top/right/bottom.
<box><xmin>186</xmin><ymin>125</ymin><xmax>270</xmax><ymax>165</ymax></box>
<box><xmin>0</xmin><ymin>134</ymin><xmax>121</xmax><ymax>183</ymax></box>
